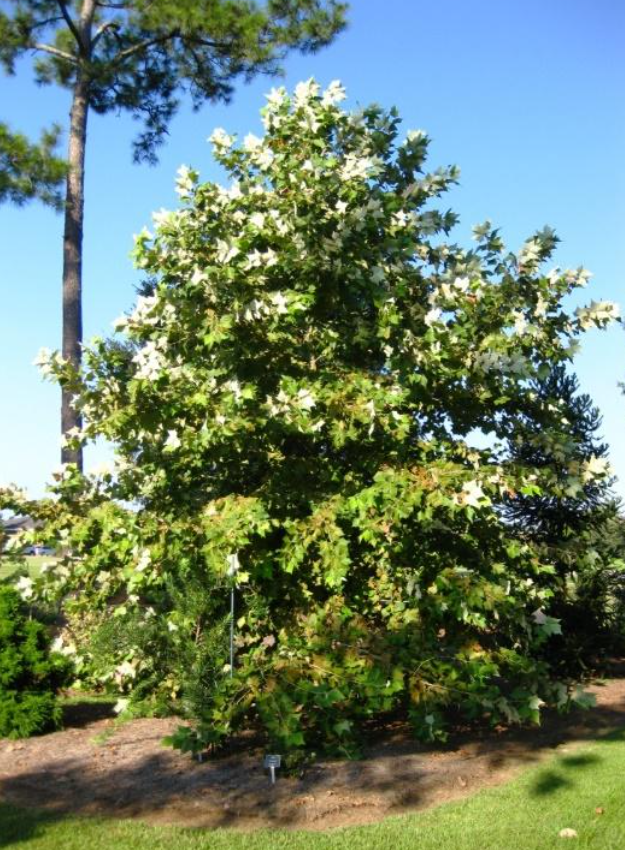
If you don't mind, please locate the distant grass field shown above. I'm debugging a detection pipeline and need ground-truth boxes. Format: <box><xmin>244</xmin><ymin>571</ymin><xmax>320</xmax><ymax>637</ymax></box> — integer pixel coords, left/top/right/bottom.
<box><xmin>1</xmin><ymin>729</ymin><xmax>625</xmax><ymax>849</ymax></box>
<box><xmin>0</xmin><ymin>555</ymin><xmax>52</xmax><ymax>583</ymax></box>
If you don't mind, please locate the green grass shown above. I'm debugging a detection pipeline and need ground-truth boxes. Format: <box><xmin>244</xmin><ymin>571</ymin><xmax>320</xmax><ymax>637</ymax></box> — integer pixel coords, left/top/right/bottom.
<box><xmin>58</xmin><ymin>693</ymin><xmax>118</xmax><ymax>707</ymax></box>
<box><xmin>2</xmin><ymin>729</ymin><xmax>625</xmax><ymax>849</ymax></box>
<box><xmin>0</xmin><ymin>555</ymin><xmax>52</xmax><ymax>583</ymax></box>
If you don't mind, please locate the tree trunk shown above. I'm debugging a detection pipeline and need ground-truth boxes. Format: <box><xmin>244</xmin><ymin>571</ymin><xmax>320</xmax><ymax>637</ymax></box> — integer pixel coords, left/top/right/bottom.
<box><xmin>60</xmin><ymin>73</ymin><xmax>89</xmax><ymax>470</ymax></box>
<box><xmin>60</xmin><ymin>0</ymin><xmax>96</xmax><ymax>471</ymax></box>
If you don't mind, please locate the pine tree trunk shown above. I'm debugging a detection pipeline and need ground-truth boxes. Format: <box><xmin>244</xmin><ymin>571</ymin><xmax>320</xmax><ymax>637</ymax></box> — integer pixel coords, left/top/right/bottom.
<box><xmin>60</xmin><ymin>0</ymin><xmax>96</xmax><ymax>470</ymax></box>
<box><xmin>60</xmin><ymin>73</ymin><xmax>89</xmax><ymax>470</ymax></box>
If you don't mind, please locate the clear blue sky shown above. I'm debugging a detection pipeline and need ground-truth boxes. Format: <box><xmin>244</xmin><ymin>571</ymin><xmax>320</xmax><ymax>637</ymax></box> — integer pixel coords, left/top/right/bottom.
<box><xmin>1</xmin><ymin>0</ymin><xmax>624</xmax><ymax>500</ymax></box>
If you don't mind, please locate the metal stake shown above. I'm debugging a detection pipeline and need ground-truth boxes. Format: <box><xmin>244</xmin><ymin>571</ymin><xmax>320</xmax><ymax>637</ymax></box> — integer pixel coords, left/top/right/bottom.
<box><xmin>229</xmin><ymin>584</ymin><xmax>235</xmax><ymax>678</ymax></box>
<box><xmin>226</xmin><ymin>553</ymin><xmax>240</xmax><ymax>679</ymax></box>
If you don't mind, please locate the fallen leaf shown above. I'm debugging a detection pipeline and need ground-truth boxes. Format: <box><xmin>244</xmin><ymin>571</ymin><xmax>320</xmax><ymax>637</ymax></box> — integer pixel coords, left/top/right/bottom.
<box><xmin>559</xmin><ymin>828</ymin><xmax>578</xmax><ymax>839</ymax></box>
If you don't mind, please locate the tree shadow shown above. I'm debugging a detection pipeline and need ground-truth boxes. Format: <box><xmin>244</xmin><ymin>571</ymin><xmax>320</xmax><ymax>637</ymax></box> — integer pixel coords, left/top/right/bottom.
<box><xmin>528</xmin><ymin>728</ymin><xmax>625</xmax><ymax>799</ymax></box>
<box><xmin>0</xmin><ymin>803</ymin><xmax>65</xmax><ymax>848</ymax></box>
<box><xmin>0</xmin><ymin>689</ymin><xmax>624</xmax><ymax>832</ymax></box>
<box><xmin>531</xmin><ymin>753</ymin><xmax>600</xmax><ymax>797</ymax></box>
<box><xmin>60</xmin><ymin>699</ymin><xmax>117</xmax><ymax>728</ymax></box>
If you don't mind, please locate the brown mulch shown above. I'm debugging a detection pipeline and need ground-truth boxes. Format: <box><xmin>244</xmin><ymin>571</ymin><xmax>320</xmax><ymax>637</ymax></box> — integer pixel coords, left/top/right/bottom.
<box><xmin>1</xmin><ymin>675</ymin><xmax>625</xmax><ymax>831</ymax></box>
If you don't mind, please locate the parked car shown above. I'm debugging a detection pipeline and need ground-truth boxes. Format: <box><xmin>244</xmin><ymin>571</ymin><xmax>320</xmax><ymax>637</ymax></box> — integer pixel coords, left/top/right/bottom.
<box><xmin>23</xmin><ymin>546</ymin><xmax>56</xmax><ymax>556</ymax></box>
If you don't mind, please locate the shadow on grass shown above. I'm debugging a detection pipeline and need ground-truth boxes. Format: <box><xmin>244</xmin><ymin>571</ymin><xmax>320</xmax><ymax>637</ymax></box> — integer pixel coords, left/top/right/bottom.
<box><xmin>531</xmin><ymin>753</ymin><xmax>601</xmax><ymax>796</ymax></box>
<box><xmin>60</xmin><ymin>698</ymin><xmax>117</xmax><ymax>729</ymax></box>
<box><xmin>529</xmin><ymin>727</ymin><xmax>625</xmax><ymax>799</ymax></box>
<box><xmin>0</xmin><ymin>803</ymin><xmax>64</xmax><ymax>848</ymax></box>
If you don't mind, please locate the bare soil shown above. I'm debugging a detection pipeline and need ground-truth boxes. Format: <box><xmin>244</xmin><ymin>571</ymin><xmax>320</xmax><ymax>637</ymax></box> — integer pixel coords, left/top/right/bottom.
<box><xmin>1</xmin><ymin>675</ymin><xmax>625</xmax><ymax>832</ymax></box>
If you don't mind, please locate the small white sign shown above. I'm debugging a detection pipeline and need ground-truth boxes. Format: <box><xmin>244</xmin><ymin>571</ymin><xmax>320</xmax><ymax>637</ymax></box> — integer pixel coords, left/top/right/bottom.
<box><xmin>263</xmin><ymin>753</ymin><xmax>282</xmax><ymax>785</ymax></box>
<box><xmin>226</xmin><ymin>552</ymin><xmax>240</xmax><ymax>576</ymax></box>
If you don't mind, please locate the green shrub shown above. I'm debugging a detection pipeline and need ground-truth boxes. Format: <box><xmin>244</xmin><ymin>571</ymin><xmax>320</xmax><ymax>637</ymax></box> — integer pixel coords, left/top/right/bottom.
<box><xmin>0</xmin><ymin>587</ymin><xmax>72</xmax><ymax>738</ymax></box>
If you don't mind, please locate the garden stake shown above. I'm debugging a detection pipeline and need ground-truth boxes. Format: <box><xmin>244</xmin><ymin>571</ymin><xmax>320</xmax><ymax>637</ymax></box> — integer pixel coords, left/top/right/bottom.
<box><xmin>226</xmin><ymin>553</ymin><xmax>240</xmax><ymax>678</ymax></box>
<box><xmin>229</xmin><ymin>584</ymin><xmax>235</xmax><ymax>678</ymax></box>
<box><xmin>263</xmin><ymin>754</ymin><xmax>281</xmax><ymax>785</ymax></box>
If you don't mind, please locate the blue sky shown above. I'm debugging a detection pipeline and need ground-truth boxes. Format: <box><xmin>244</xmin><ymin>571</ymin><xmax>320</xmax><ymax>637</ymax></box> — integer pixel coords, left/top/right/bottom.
<box><xmin>1</xmin><ymin>0</ymin><xmax>624</xmax><ymax>500</ymax></box>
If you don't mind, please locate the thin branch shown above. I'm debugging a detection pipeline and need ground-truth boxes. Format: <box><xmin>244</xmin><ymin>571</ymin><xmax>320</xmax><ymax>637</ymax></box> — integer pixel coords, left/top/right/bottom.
<box><xmin>107</xmin><ymin>25</ymin><xmax>126</xmax><ymax>54</ymax></box>
<box><xmin>111</xmin><ymin>29</ymin><xmax>226</xmax><ymax>66</ymax></box>
<box><xmin>55</xmin><ymin>0</ymin><xmax>84</xmax><ymax>54</ymax></box>
<box><xmin>92</xmin><ymin>20</ymin><xmax>119</xmax><ymax>49</ymax></box>
<box><xmin>189</xmin><ymin>35</ymin><xmax>229</xmax><ymax>52</ymax></box>
<box><xmin>33</xmin><ymin>42</ymin><xmax>79</xmax><ymax>64</ymax></box>
<box><xmin>26</xmin><ymin>15</ymin><xmax>65</xmax><ymax>31</ymax></box>
<box><xmin>111</xmin><ymin>29</ymin><xmax>179</xmax><ymax>64</ymax></box>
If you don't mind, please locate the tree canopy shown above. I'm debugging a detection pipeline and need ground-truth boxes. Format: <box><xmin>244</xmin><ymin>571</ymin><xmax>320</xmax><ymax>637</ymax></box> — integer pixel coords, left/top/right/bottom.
<box><xmin>2</xmin><ymin>80</ymin><xmax>621</xmax><ymax>755</ymax></box>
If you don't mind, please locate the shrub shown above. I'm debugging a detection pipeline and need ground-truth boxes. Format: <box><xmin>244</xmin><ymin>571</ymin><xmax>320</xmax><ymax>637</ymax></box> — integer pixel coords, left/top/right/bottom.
<box><xmin>0</xmin><ymin>586</ymin><xmax>72</xmax><ymax>738</ymax></box>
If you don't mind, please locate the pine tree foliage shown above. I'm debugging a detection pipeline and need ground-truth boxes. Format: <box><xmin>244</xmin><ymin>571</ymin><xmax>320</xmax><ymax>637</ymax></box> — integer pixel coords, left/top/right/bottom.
<box><xmin>505</xmin><ymin>364</ymin><xmax>615</xmax><ymax>543</ymax></box>
<box><xmin>504</xmin><ymin>365</ymin><xmax>625</xmax><ymax>668</ymax></box>
<box><xmin>0</xmin><ymin>122</ymin><xmax>67</xmax><ymax>209</ymax></box>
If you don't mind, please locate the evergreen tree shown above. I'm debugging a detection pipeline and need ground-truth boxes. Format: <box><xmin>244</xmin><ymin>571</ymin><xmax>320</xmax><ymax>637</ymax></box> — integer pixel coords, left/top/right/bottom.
<box><xmin>505</xmin><ymin>364</ymin><xmax>615</xmax><ymax>543</ymax></box>
<box><xmin>0</xmin><ymin>0</ymin><xmax>347</xmax><ymax>469</ymax></box>
<box><xmin>506</xmin><ymin>364</ymin><xmax>623</xmax><ymax>669</ymax></box>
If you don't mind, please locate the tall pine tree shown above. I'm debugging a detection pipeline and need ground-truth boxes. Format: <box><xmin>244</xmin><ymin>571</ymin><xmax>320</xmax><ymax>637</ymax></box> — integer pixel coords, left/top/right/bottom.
<box><xmin>0</xmin><ymin>0</ymin><xmax>347</xmax><ymax>469</ymax></box>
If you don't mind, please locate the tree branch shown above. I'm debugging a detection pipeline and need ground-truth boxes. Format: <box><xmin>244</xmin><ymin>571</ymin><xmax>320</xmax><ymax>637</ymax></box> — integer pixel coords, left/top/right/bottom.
<box><xmin>27</xmin><ymin>16</ymin><xmax>65</xmax><ymax>31</ymax></box>
<box><xmin>110</xmin><ymin>29</ymin><xmax>224</xmax><ymax>67</ymax></box>
<box><xmin>111</xmin><ymin>29</ymin><xmax>181</xmax><ymax>64</ymax></box>
<box><xmin>55</xmin><ymin>0</ymin><xmax>85</xmax><ymax>54</ymax></box>
<box><xmin>92</xmin><ymin>20</ymin><xmax>119</xmax><ymax>49</ymax></box>
<box><xmin>33</xmin><ymin>42</ymin><xmax>79</xmax><ymax>64</ymax></box>
<box><xmin>187</xmin><ymin>35</ymin><xmax>228</xmax><ymax>51</ymax></box>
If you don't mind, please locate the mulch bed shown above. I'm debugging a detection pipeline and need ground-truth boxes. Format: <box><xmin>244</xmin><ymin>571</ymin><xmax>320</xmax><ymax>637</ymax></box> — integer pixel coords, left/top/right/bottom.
<box><xmin>1</xmin><ymin>674</ymin><xmax>625</xmax><ymax>831</ymax></box>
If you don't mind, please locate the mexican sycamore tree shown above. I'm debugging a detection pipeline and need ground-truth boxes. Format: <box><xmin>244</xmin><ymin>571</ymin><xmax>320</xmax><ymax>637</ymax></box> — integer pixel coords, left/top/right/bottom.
<box><xmin>0</xmin><ymin>0</ymin><xmax>347</xmax><ymax>470</ymax></box>
<box><xmin>4</xmin><ymin>81</ymin><xmax>621</xmax><ymax>755</ymax></box>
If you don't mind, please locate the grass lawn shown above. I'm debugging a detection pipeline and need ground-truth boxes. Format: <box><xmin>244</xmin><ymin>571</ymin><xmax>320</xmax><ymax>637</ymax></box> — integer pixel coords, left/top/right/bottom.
<box><xmin>1</xmin><ymin>729</ymin><xmax>624</xmax><ymax>849</ymax></box>
<box><xmin>0</xmin><ymin>555</ymin><xmax>51</xmax><ymax>583</ymax></box>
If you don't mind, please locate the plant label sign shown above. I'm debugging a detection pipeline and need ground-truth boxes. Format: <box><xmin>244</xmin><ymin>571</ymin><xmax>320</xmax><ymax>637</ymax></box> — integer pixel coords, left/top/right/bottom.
<box><xmin>263</xmin><ymin>754</ymin><xmax>281</xmax><ymax>784</ymax></box>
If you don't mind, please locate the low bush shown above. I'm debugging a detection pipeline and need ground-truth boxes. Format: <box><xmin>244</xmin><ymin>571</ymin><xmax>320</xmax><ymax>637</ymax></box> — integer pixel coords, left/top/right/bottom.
<box><xmin>0</xmin><ymin>587</ymin><xmax>72</xmax><ymax>738</ymax></box>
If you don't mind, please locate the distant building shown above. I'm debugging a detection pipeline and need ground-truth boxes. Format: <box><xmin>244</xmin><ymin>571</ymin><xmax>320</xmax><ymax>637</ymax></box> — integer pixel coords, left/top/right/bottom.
<box><xmin>1</xmin><ymin>516</ymin><xmax>54</xmax><ymax>555</ymax></box>
<box><xmin>2</xmin><ymin>515</ymin><xmax>38</xmax><ymax>537</ymax></box>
